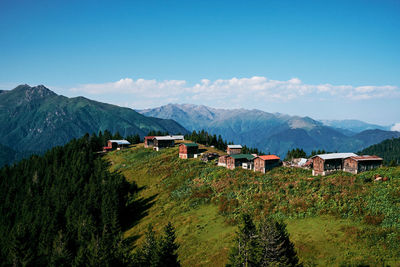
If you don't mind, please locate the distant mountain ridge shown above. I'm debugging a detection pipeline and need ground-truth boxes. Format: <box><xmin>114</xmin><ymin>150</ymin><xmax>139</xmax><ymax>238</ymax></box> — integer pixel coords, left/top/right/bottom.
<box><xmin>0</xmin><ymin>85</ymin><xmax>187</xmax><ymax>165</ymax></box>
<box><xmin>320</xmin><ymin>119</ymin><xmax>390</xmax><ymax>135</ymax></box>
<box><xmin>140</xmin><ymin>104</ymin><xmax>400</xmax><ymax>157</ymax></box>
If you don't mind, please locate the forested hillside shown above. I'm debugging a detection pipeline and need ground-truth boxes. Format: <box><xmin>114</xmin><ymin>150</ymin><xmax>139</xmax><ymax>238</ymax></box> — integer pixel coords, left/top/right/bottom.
<box><xmin>360</xmin><ymin>137</ymin><xmax>400</xmax><ymax>165</ymax></box>
<box><xmin>0</xmin><ymin>134</ymin><xmax>138</xmax><ymax>265</ymax></box>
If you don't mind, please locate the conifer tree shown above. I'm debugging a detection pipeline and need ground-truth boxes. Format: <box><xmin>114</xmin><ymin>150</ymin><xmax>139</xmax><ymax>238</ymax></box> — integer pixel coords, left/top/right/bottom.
<box><xmin>257</xmin><ymin>218</ymin><xmax>300</xmax><ymax>267</ymax></box>
<box><xmin>227</xmin><ymin>214</ymin><xmax>259</xmax><ymax>267</ymax></box>
<box><xmin>159</xmin><ymin>222</ymin><xmax>180</xmax><ymax>267</ymax></box>
<box><xmin>134</xmin><ymin>224</ymin><xmax>160</xmax><ymax>267</ymax></box>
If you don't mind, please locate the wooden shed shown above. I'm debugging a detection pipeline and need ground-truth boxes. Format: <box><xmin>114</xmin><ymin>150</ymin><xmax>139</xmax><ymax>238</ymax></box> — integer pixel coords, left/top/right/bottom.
<box><xmin>153</xmin><ymin>136</ymin><xmax>175</xmax><ymax>151</ymax></box>
<box><xmin>227</xmin><ymin>145</ymin><xmax>242</xmax><ymax>155</ymax></box>
<box><xmin>226</xmin><ymin>154</ymin><xmax>255</xmax><ymax>170</ymax></box>
<box><xmin>343</xmin><ymin>155</ymin><xmax>383</xmax><ymax>174</ymax></box>
<box><xmin>103</xmin><ymin>140</ymin><xmax>131</xmax><ymax>152</ymax></box>
<box><xmin>312</xmin><ymin>153</ymin><xmax>358</xmax><ymax>176</ymax></box>
<box><xmin>179</xmin><ymin>143</ymin><xmax>199</xmax><ymax>159</ymax></box>
<box><xmin>254</xmin><ymin>155</ymin><xmax>281</xmax><ymax>173</ymax></box>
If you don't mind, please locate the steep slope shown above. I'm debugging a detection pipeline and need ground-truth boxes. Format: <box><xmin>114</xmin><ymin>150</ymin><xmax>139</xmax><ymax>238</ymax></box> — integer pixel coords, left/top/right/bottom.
<box><xmin>140</xmin><ymin>104</ymin><xmax>398</xmax><ymax>156</ymax></box>
<box><xmin>107</xmin><ymin>145</ymin><xmax>400</xmax><ymax>266</ymax></box>
<box><xmin>0</xmin><ymin>85</ymin><xmax>188</xmax><ymax>154</ymax></box>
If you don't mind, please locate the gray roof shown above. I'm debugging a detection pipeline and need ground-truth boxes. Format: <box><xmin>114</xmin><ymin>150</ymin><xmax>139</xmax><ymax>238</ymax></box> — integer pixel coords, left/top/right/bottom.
<box><xmin>109</xmin><ymin>140</ymin><xmax>130</xmax><ymax>145</ymax></box>
<box><xmin>228</xmin><ymin>145</ymin><xmax>242</xmax><ymax>149</ymax></box>
<box><xmin>154</xmin><ymin>135</ymin><xmax>184</xmax><ymax>141</ymax></box>
<box><xmin>313</xmin><ymin>153</ymin><xmax>358</xmax><ymax>160</ymax></box>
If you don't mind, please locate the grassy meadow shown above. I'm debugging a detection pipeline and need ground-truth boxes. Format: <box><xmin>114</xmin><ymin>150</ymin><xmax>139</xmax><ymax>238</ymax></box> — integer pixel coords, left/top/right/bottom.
<box><xmin>106</xmin><ymin>144</ymin><xmax>400</xmax><ymax>266</ymax></box>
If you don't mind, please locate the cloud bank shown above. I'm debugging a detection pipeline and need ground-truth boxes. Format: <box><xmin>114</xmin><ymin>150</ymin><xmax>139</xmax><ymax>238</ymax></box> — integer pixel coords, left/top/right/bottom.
<box><xmin>391</xmin><ymin>123</ymin><xmax>400</xmax><ymax>132</ymax></box>
<box><xmin>70</xmin><ymin>76</ymin><xmax>399</xmax><ymax>108</ymax></box>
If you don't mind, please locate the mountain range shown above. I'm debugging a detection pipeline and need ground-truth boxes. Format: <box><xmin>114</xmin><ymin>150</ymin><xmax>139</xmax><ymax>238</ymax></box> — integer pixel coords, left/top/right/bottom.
<box><xmin>140</xmin><ymin>104</ymin><xmax>400</xmax><ymax>157</ymax></box>
<box><xmin>0</xmin><ymin>85</ymin><xmax>187</xmax><ymax>165</ymax></box>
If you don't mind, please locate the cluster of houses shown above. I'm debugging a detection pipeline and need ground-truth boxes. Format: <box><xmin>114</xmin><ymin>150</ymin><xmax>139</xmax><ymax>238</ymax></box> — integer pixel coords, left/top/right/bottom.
<box><xmin>105</xmin><ymin>135</ymin><xmax>384</xmax><ymax>176</ymax></box>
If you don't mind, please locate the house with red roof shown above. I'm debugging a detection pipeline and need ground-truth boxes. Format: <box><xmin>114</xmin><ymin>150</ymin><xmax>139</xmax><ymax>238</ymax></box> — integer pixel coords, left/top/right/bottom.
<box><xmin>254</xmin><ymin>155</ymin><xmax>281</xmax><ymax>173</ymax></box>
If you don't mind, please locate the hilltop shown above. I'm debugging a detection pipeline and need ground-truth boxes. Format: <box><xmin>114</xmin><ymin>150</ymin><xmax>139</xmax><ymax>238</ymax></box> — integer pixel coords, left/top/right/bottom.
<box><xmin>106</xmin><ymin>143</ymin><xmax>400</xmax><ymax>266</ymax></box>
<box><xmin>139</xmin><ymin>104</ymin><xmax>400</xmax><ymax>157</ymax></box>
<box><xmin>0</xmin><ymin>85</ymin><xmax>187</xmax><ymax>165</ymax></box>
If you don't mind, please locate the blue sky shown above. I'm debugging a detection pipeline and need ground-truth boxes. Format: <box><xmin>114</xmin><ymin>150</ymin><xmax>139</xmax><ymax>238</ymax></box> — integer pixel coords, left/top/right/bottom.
<box><xmin>1</xmin><ymin>0</ymin><xmax>399</xmax><ymax>125</ymax></box>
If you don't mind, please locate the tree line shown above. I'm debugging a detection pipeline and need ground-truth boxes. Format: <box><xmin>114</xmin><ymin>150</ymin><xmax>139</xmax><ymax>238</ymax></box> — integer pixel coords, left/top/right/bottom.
<box><xmin>284</xmin><ymin>148</ymin><xmax>327</xmax><ymax>161</ymax></box>
<box><xmin>185</xmin><ymin>130</ymin><xmax>263</xmax><ymax>155</ymax></box>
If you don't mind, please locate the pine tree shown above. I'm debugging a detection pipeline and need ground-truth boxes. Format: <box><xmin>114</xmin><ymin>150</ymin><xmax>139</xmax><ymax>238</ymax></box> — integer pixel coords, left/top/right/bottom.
<box><xmin>159</xmin><ymin>222</ymin><xmax>180</xmax><ymax>267</ymax></box>
<box><xmin>227</xmin><ymin>214</ymin><xmax>259</xmax><ymax>267</ymax></box>
<box><xmin>257</xmin><ymin>218</ymin><xmax>300</xmax><ymax>267</ymax></box>
<box><xmin>134</xmin><ymin>224</ymin><xmax>160</xmax><ymax>267</ymax></box>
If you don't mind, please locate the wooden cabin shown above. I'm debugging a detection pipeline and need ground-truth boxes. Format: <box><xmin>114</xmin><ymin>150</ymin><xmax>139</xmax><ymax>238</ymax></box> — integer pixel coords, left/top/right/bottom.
<box><xmin>179</xmin><ymin>143</ymin><xmax>199</xmax><ymax>159</ymax></box>
<box><xmin>153</xmin><ymin>136</ymin><xmax>175</xmax><ymax>151</ymax></box>
<box><xmin>312</xmin><ymin>153</ymin><xmax>358</xmax><ymax>176</ymax></box>
<box><xmin>343</xmin><ymin>155</ymin><xmax>383</xmax><ymax>174</ymax></box>
<box><xmin>145</xmin><ymin>135</ymin><xmax>184</xmax><ymax>149</ymax></box>
<box><xmin>227</xmin><ymin>145</ymin><xmax>242</xmax><ymax>155</ymax></box>
<box><xmin>103</xmin><ymin>140</ymin><xmax>131</xmax><ymax>152</ymax></box>
<box><xmin>254</xmin><ymin>155</ymin><xmax>281</xmax><ymax>173</ymax></box>
<box><xmin>226</xmin><ymin>154</ymin><xmax>255</xmax><ymax>170</ymax></box>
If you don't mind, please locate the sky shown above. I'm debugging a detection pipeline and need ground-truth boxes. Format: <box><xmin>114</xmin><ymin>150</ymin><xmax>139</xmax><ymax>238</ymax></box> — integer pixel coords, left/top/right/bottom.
<box><xmin>1</xmin><ymin>0</ymin><xmax>399</xmax><ymax>126</ymax></box>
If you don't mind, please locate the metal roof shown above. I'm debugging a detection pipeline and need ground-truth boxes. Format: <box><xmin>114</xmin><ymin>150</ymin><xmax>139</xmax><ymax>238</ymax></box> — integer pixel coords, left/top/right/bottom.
<box><xmin>154</xmin><ymin>136</ymin><xmax>176</xmax><ymax>140</ymax></box>
<box><xmin>181</xmin><ymin>143</ymin><xmax>198</xmax><ymax>147</ymax></box>
<box><xmin>313</xmin><ymin>153</ymin><xmax>358</xmax><ymax>160</ymax></box>
<box><xmin>229</xmin><ymin>154</ymin><xmax>255</xmax><ymax>160</ymax></box>
<box><xmin>228</xmin><ymin>145</ymin><xmax>242</xmax><ymax>149</ymax></box>
<box><xmin>108</xmin><ymin>140</ymin><xmax>130</xmax><ymax>145</ymax></box>
<box><xmin>258</xmin><ymin>155</ymin><xmax>280</xmax><ymax>161</ymax></box>
<box><xmin>348</xmin><ymin>155</ymin><xmax>383</xmax><ymax>161</ymax></box>
<box><xmin>153</xmin><ymin>135</ymin><xmax>184</xmax><ymax>141</ymax></box>
<box><xmin>170</xmin><ymin>135</ymin><xmax>184</xmax><ymax>140</ymax></box>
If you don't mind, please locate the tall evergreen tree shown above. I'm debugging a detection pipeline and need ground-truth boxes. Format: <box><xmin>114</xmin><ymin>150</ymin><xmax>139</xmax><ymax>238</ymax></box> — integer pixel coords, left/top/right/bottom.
<box><xmin>134</xmin><ymin>224</ymin><xmax>160</xmax><ymax>267</ymax></box>
<box><xmin>159</xmin><ymin>222</ymin><xmax>180</xmax><ymax>267</ymax></box>
<box><xmin>227</xmin><ymin>214</ymin><xmax>259</xmax><ymax>267</ymax></box>
<box><xmin>257</xmin><ymin>218</ymin><xmax>300</xmax><ymax>267</ymax></box>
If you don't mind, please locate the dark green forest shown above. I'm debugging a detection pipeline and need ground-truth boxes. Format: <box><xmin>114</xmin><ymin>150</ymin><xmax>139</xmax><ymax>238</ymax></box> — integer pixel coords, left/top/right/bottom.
<box><xmin>0</xmin><ymin>134</ymin><xmax>139</xmax><ymax>266</ymax></box>
<box><xmin>359</xmin><ymin>137</ymin><xmax>400</xmax><ymax>165</ymax></box>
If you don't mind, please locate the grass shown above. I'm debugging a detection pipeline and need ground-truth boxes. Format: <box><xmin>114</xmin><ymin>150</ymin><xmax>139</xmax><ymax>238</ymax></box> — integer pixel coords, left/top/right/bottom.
<box><xmin>106</xmin><ymin>143</ymin><xmax>400</xmax><ymax>266</ymax></box>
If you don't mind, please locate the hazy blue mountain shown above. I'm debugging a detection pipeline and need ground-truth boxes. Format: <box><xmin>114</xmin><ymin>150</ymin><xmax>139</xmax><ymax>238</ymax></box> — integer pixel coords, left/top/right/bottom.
<box><xmin>0</xmin><ymin>85</ymin><xmax>187</xmax><ymax>162</ymax></box>
<box><xmin>140</xmin><ymin>104</ymin><xmax>400</xmax><ymax>157</ymax></box>
<box><xmin>321</xmin><ymin>119</ymin><xmax>390</xmax><ymax>135</ymax></box>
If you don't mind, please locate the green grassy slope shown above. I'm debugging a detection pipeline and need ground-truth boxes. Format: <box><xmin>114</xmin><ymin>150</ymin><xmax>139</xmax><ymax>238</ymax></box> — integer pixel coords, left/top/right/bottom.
<box><xmin>106</xmin><ymin>144</ymin><xmax>400</xmax><ymax>266</ymax></box>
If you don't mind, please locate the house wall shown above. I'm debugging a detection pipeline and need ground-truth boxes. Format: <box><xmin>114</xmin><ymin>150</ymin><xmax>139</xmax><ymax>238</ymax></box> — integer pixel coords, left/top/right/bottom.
<box><xmin>312</xmin><ymin>157</ymin><xmax>325</xmax><ymax>176</ymax></box>
<box><xmin>179</xmin><ymin>144</ymin><xmax>198</xmax><ymax>159</ymax></box>
<box><xmin>265</xmin><ymin>159</ymin><xmax>280</xmax><ymax>170</ymax></box>
<box><xmin>154</xmin><ymin>139</ymin><xmax>175</xmax><ymax>149</ymax></box>
<box><xmin>145</xmin><ymin>138</ymin><xmax>154</xmax><ymax>148</ymax></box>
<box><xmin>227</xmin><ymin>147</ymin><xmax>241</xmax><ymax>155</ymax></box>
<box><xmin>218</xmin><ymin>156</ymin><xmax>227</xmax><ymax>167</ymax></box>
<box><xmin>358</xmin><ymin>160</ymin><xmax>382</xmax><ymax>173</ymax></box>
<box><xmin>343</xmin><ymin>158</ymin><xmax>358</xmax><ymax>174</ymax></box>
<box><xmin>254</xmin><ymin>158</ymin><xmax>265</xmax><ymax>173</ymax></box>
<box><xmin>226</xmin><ymin>157</ymin><xmax>236</xmax><ymax>170</ymax></box>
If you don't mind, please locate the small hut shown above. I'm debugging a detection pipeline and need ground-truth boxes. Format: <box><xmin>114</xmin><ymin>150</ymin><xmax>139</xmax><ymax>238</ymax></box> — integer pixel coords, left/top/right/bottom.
<box><xmin>179</xmin><ymin>143</ymin><xmax>199</xmax><ymax>159</ymax></box>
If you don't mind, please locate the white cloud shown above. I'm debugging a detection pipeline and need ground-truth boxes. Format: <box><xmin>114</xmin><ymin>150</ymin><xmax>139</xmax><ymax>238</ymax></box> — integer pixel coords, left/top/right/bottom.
<box><xmin>391</xmin><ymin>123</ymin><xmax>400</xmax><ymax>132</ymax></box>
<box><xmin>69</xmin><ymin>76</ymin><xmax>400</xmax><ymax>108</ymax></box>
